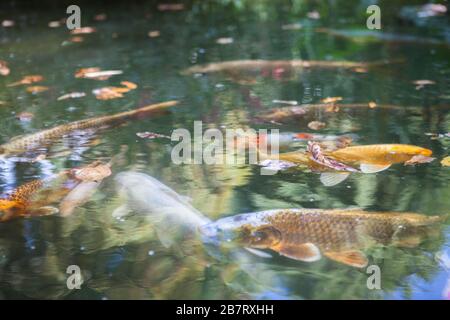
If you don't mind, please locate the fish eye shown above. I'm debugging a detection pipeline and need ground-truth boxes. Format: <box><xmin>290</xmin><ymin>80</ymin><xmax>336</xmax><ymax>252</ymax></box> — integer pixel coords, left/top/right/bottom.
<box><xmin>250</xmin><ymin>226</ymin><xmax>281</xmax><ymax>247</ymax></box>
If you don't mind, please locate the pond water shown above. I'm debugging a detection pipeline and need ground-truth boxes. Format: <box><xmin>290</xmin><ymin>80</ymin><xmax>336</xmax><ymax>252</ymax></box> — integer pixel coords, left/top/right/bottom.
<box><xmin>0</xmin><ymin>1</ymin><xmax>449</xmax><ymax>299</ymax></box>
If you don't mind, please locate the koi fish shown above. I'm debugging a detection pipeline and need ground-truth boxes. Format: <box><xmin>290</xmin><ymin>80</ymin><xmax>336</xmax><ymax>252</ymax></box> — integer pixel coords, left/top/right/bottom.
<box><xmin>199</xmin><ymin>209</ymin><xmax>446</xmax><ymax>268</ymax></box>
<box><xmin>182</xmin><ymin>60</ymin><xmax>395</xmax><ymax>75</ymax></box>
<box><xmin>0</xmin><ymin>100</ymin><xmax>179</xmax><ymax>157</ymax></box>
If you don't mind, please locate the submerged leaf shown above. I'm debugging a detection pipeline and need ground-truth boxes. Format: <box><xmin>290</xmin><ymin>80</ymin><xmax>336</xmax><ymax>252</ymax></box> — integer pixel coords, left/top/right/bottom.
<box><xmin>307</xmin><ymin>141</ymin><xmax>359</xmax><ymax>172</ymax></box>
<box><xmin>404</xmin><ymin>155</ymin><xmax>435</xmax><ymax>166</ymax></box>
<box><xmin>136</xmin><ymin>131</ymin><xmax>170</xmax><ymax>139</ymax></box>
<box><xmin>57</xmin><ymin>92</ymin><xmax>86</xmax><ymax>101</ymax></box>
<box><xmin>308</xmin><ymin>121</ymin><xmax>326</xmax><ymax>130</ymax></box>
<box><xmin>8</xmin><ymin>75</ymin><xmax>44</xmax><ymax>87</ymax></box>
<box><xmin>71</xmin><ymin>161</ymin><xmax>112</xmax><ymax>182</ymax></box>
<box><xmin>26</xmin><ymin>86</ymin><xmax>49</xmax><ymax>94</ymax></box>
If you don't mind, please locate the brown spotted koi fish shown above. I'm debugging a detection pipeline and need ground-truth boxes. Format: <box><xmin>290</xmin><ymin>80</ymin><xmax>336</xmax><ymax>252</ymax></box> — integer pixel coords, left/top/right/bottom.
<box><xmin>200</xmin><ymin>209</ymin><xmax>446</xmax><ymax>268</ymax></box>
<box><xmin>0</xmin><ymin>100</ymin><xmax>179</xmax><ymax>157</ymax></box>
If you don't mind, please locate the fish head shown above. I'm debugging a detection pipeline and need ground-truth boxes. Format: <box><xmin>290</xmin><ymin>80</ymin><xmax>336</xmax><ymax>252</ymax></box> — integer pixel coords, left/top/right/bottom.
<box><xmin>391</xmin><ymin>145</ymin><xmax>432</xmax><ymax>156</ymax></box>
<box><xmin>0</xmin><ymin>200</ymin><xmax>25</xmax><ymax>222</ymax></box>
<box><xmin>199</xmin><ymin>213</ymin><xmax>282</xmax><ymax>249</ymax></box>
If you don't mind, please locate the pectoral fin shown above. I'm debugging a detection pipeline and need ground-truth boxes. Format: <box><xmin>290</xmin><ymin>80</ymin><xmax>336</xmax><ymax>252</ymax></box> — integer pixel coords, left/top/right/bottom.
<box><xmin>276</xmin><ymin>243</ymin><xmax>321</xmax><ymax>262</ymax></box>
<box><xmin>324</xmin><ymin>250</ymin><xmax>368</xmax><ymax>268</ymax></box>
<box><xmin>320</xmin><ymin>172</ymin><xmax>350</xmax><ymax>187</ymax></box>
<box><xmin>245</xmin><ymin>247</ymin><xmax>273</xmax><ymax>259</ymax></box>
<box><xmin>360</xmin><ymin>163</ymin><xmax>391</xmax><ymax>173</ymax></box>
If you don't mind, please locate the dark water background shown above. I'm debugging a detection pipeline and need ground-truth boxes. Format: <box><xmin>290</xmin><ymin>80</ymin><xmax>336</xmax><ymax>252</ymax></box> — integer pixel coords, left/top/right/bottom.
<box><xmin>0</xmin><ymin>0</ymin><xmax>449</xmax><ymax>299</ymax></box>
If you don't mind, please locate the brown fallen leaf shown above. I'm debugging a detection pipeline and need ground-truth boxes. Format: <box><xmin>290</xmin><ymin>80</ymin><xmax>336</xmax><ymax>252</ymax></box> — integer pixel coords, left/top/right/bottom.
<box><xmin>440</xmin><ymin>156</ymin><xmax>450</xmax><ymax>167</ymax></box>
<box><xmin>404</xmin><ymin>155</ymin><xmax>435</xmax><ymax>166</ymax></box>
<box><xmin>92</xmin><ymin>87</ymin><xmax>124</xmax><ymax>100</ymax></box>
<box><xmin>70</xmin><ymin>26</ymin><xmax>96</xmax><ymax>35</ymax></box>
<box><xmin>75</xmin><ymin>68</ymin><xmax>123</xmax><ymax>80</ymax></box>
<box><xmin>321</xmin><ymin>97</ymin><xmax>343</xmax><ymax>104</ymax></box>
<box><xmin>8</xmin><ymin>75</ymin><xmax>44</xmax><ymax>87</ymax></box>
<box><xmin>0</xmin><ymin>60</ymin><xmax>10</xmax><ymax>76</ymax></box>
<box><xmin>157</xmin><ymin>3</ymin><xmax>185</xmax><ymax>11</ymax></box>
<box><xmin>353</xmin><ymin>67</ymin><xmax>368</xmax><ymax>73</ymax></box>
<box><xmin>71</xmin><ymin>161</ymin><xmax>112</xmax><ymax>182</ymax></box>
<box><xmin>120</xmin><ymin>81</ymin><xmax>137</xmax><ymax>90</ymax></box>
<box><xmin>308</xmin><ymin>121</ymin><xmax>326</xmax><ymax>130</ymax></box>
<box><xmin>16</xmin><ymin>112</ymin><xmax>34</xmax><ymax>121</ymax></box>
<box><xmin>148</xmin><ymin>30</ymin><xmax>160</xmax><ymax>38</ymax></box>
<box><xmin>136</xmin><ymin>131</ymin><xmax>170</xmax><ymax>139</ymax></box>
<box><xmin>26</xmin><ymin>86</ymin><xmax>49</xmax><ymax>94</ymax></box>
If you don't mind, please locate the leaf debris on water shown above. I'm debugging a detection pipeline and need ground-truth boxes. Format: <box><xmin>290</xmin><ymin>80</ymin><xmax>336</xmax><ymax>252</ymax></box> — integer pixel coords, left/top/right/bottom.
<box><xmin>8</xmin><ymin>75</ymin><xmax>44</xmax><ymax>87</ymax></box>
<box><xmin>308</xmin><ymin>121</ymin><xmax>326</xmax><ymax>130</ymax></box>
<box><xmin>26</xmin><ymin>86</ymin><xmax>49</xmax><ymax>94</ymax></box>
<box><xmin>75</xmin><ymin>68</ymin><xmax>123</xmax><ymax>80</ymax></box>
<box><xmin>404</xmin><ymin>155</ymin><xmax>435</xmax><ymax>166</ymax></box>
<box><xmin>70</xmin><ymin>27</ymin><xmax>96</xmax><ymax>34</ymax></box>
<box><xmin>136</xmin><ymin>132</ymin><xmax>170</xmax><ymax>139</ymax></box>
<box><xmin>148</xmin><ymin>30</ymin><xmax>160</xmax><ymax>38</ymax></box>
<box><xmin>57</xmin><ymin>92</ymin><xmax>86</xmax><ymax>101</ymax></box>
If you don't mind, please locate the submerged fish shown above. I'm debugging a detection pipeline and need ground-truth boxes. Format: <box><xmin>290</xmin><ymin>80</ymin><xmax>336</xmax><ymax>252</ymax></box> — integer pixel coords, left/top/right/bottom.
<box><xmin>0</xmin><ymin>174</ymin><xmax>70</xmax><ymax>222</ymax></box>
<box><xmin>200</xmin><ymin>209</ymin><xmax>445</xmax><ymax>268</ymax></box>
<box><xmin>0</xmin><ymin>100</ymin><xmax>179</xmax><ymax>157</ymax></box>
<box><xmin>265</xmin><ymin>143</ymin><xmax>433</xmax><ymax>186</ymax></box>
<box><xmin>182</xmin><ymin>59</ymin><xmax>394</xmax><ymax>75</ymax></box>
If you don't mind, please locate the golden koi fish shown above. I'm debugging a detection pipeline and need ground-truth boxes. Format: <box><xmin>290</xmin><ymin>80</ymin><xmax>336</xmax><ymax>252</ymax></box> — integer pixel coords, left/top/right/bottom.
<box><xmin>0</xmin><ymin>100</ymin><xmax>179</xmax><ymax>157</ymax></box>
<box><xmin>200</xmin><ymin>209</ymin><xmax>445</xmax><ymax>268</ymax></box>
<box><xmin>264</xmin><ymin>144</ymin><xmax>433</xmax><ymax>186</ymax></box>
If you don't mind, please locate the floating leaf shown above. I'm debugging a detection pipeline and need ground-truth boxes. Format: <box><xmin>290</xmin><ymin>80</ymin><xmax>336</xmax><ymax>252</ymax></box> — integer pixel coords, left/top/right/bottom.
<box><xmin>136</xmin><ymin>131</ymin><xmax>170</xmax><ymax>139</ymax></box>
<box><xmin>404</xmin><ymin>155</ymin><xmax>435</xmax><ymax>166</ymax></box>
<box><xmin>26</xmin><ymin>86</ymin><xmax>49</xmax><ymax>94</ymax></box>
<box><xmin>308</xmin><ymin>121</ymin><xmax>326</xmax><ymax>130</ymax></box>
<box><xmin>92</xmin><ymin>87</ymin><xmax>124</xmax><ymax>100</ymax></box>
<box><xmin>0</xmin><ymin>60</ymin><xmax>10</xmax><ymax>76</ymax></box>
<box><xmin>148</xmin><ymin>30</ymin><xmax>160</xmax><ymax>38</ymax></box>
<box><xmin>8</xmin><ymin>75</ymin><xmax>44</xmax><ymax>87</ymax></box>
<box><xmin>120</xmin><ymin>81</ymin><xmax>137</xmax><ymax>90</ymax></box>
<box><xmin>70</xmin><ymin>26</ymin><xmax>96</xmax><ymax>34</ymax></box>
<box><xmin>75</xmin><ymin>68</ymin><xmax>123</xmax><ymax>80</ymax></box>
<box><xmin>321</xmin><ymin>97</ymin><xmax>343</xmax><ymax>103</ymax></box>
<box><xmin>216</xmin><ymin>37</ymin><xmax>234</xmax><ymax>45</ymax></box>
<box><xmin>71</xmin><ymin>161</ymin><xmax>112</xmax><ymax>182</ymax></box>
<box><xmin>307</xmin><ymin>141</ymin><xmax>359</xmax><ymax>172</ymax></box>
<box><xmin>368</xmin><ymin>101</ymin><xmax>377</xmax><ymax>109</ymax></box>
<box><xmin>57</xmin><ymin>92</ymin><xmax>86</xmax><ymax>101</ymax></box>
<box><xmin>441</xmin><ymin>156</ymin><xmax>450</xmax><ymax>167</ymax></box>
<box><xmin>413</xmin><ymin>79</ymin><xmax>436</xmax><ymax>90</ymax></box>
